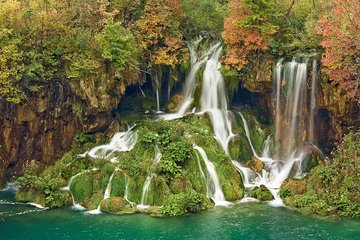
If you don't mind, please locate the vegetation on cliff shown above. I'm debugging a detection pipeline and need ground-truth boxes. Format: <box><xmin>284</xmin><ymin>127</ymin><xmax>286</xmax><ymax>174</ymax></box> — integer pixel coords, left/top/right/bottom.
<box><xmin>281</xmin><ymin>130</ymin><xmax>360</xmax><ymax>218</ymax></box>
<box><xmin>16</xmin><ymin>114</ymin><xmax>245</xmax><ymax>216</ymax></box>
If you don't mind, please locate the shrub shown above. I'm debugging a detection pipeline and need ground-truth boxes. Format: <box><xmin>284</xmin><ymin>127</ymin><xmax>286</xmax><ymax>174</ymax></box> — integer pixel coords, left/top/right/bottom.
<box><xmin>161</xmin><ymin>191</ymin><xmax>214</xmax><ymax>217</ymax></box>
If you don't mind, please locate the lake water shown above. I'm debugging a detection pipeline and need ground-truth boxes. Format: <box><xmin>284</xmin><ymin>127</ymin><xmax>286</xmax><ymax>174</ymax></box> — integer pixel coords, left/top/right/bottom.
<box><xmin>1</xmin><ymin>187</ymin><xmax>359</xmax><ymax>240</ymax></box>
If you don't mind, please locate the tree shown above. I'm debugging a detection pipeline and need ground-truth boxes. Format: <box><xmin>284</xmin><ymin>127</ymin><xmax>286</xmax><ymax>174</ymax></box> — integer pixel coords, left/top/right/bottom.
<box><xmin>136</xmin><ymin>0</ymin><xmax>185</xmax><ymax>67</ymax></box>
<box><xmin>222</xmin><ymin>0</ymin><xmax>279</xmax><ymax>71</ymax></box>
<box><xmin>317</xmin><ymin>0</ymin><xmax>360</xmax><ymax>102</ymax></box>
<box><xmin>96</xmin><ymin>21</ymin><xmax>139</xmax><ymax>75</ymax></box>
<box><xmin>181</xmin><ymin>0</ymin><xmax>226</xmax><ymax>34</ymax></box>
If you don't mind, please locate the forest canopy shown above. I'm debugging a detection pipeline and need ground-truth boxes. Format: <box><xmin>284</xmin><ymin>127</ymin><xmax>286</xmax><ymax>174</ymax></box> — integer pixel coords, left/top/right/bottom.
<box><xmin>0</xmin><ymin>0</ymin><xmax>359</xmax><ymax>103</ymax></box>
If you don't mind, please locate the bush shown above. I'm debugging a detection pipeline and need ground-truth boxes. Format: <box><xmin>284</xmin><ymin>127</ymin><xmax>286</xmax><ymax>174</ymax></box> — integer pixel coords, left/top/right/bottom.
<box><xmin>161</xmin><ymin>191</ymin><xmax>214</xmax><ymax>217</ymax></box>
<box><xmin>281</xmin><ymin>130</ymin><xmax>360</xmax><ymax>218</ymax></box>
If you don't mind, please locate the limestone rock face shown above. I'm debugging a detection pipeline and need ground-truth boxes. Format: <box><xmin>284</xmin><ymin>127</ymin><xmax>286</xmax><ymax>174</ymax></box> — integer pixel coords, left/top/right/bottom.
<box><xmin>242</xmin><ymin>56</ymin><xmax>274</xmax><ymax>94</ymax></box>
<box><xmin>0</xmin><ymin>71</ymin><xmax>125</xmax><ymax>184</ymax></box>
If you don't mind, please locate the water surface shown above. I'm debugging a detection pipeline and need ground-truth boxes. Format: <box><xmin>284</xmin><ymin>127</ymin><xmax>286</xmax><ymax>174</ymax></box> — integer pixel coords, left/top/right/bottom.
<box><xmin>0</xmin><ymin>188</ymin><xmax>359</xmax><ymax>240</ymax></box>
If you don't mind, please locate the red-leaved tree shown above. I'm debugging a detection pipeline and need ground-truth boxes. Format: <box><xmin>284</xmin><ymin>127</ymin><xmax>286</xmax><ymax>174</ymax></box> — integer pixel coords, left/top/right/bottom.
<box><xmin>222</xmin><ymin>0</ymin><xmax>277</xmax><ymax>71</ymax></box>
<box><xmin>318</xmin><ymin>0</ymin><xmax>360</xmax><ymax>102</ymax></box>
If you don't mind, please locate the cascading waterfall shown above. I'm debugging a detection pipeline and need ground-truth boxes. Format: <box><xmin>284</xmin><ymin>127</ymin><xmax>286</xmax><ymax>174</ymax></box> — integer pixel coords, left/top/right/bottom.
<box><xmin>233</xmin><ymin>58</ymin><xmax>320</xmax><ymax>205</ymax></box>
<box><xmin>194</xmin><ymin>145</ymin><xmax>229</xmax><ymax>206</ymax></box>
<box><xmin>199</xmin><ymin>44</ymin><xmax>234</xmax><ymax>154</ymax></box>
<box><xmin>238</xmin><ymin>112</ymin><xmax>259</xmax><ymax>158</ymax></box>
<box><xmin>138</xmin><ymin>146</ymin><xmax>162</xmax><ymax>208</ymax></box>
<box><xmin>309</xmin><ymin>59</ymin><xmax>318</xmax><ymax>144</ymax></box>
<box><xmin>156</xmin><ymin>88</ymin><xmax>161</xmax><ymax>112</ymax></box>
<box><xmin>62</xmin><ymin>169</ymin><xmax>98</xmax><ymax>211</ymax></box>
<box><xmin>138</xmin><ymin>173</ymin><xmax>155</xmax><ymax>208</ymax></box>
<box><xmin>124</xmin><ymin>174</ymin><xmax>136</xmax><ymax>207</ymax></box>
<box><xmin>274</xmin><ymin>59</ymin><xmax>283</xmax><ymax>147</ymax></box>
<box><xmin>163</xmin><ymin>40</ymin><xmax>220</xmax><ymax>120</ymax></box>
<box><xmin>104</xmin><ymin>170</ymin><xmax>116</xmax><ymax>200</ymax></box>
<box><xmin>87</xmin><ymin>169</ymin><xmax>118</xmax><ymax>215</ymax></box>
<box><xmin>81</xmin><ymin>126</ymin><xmax>138</xmax><ymax>162</ymax></box>
<box><xmin>195</xmin><ymin>152</ymin><xmax>206</xmax><ymax>181</ymax></box>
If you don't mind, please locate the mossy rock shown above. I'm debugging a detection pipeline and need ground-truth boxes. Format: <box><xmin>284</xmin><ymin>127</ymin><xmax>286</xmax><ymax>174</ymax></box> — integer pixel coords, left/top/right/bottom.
<box><xmin>166</xmin><ymin>94</ymin><xmax>183</xmax><ymax>113</ymax></box>
<box><xmin>127</xmin><ymin>175</ymin><xmax>147</xmax><ymax>204</ymax></box>
<box><xmin>169</xmin><ymin>176</ymin><xmax>192</xmax><ymax>194</ymax></box>
<box><xmin>148</xmin><ymin>206</ymin><xmax>163</xmax><ymax>217</ymax></box>
<box><xmin>246</xmin><ymin>156</ymin><xmax>264</xmax><ymax>174</ymax></box>
<box><xmin>183</xmin><ymin>155</ymin><xmax>207</xmax><ymax>195</ymax></box>
<box><xmin>150</xmin><ymin>176</ymin><xmax>171</xmax><ymax>206</ymax></box>
<box><xmin>161</xmin><ymin>191</ymin><xmax>214</xmax><ymax>217</ymax></box>
<box><xmin>100</xmin><ymin>197</ymin><xmax>133</xmax><ymax>214</ymax></box>
<box><xmin>249</xmin><ymin>185</ymin><xmax>274</xmax><ymax>201</ymax></box>
<box><xmin>228</xmin><ymin>135</ymin><xmax>253</xmax><ymax>163</ymax></box>
<box><xmin>70</xmin><ymin>170</ymin><xmax>108</xmax><ymax>207</ymax></box>
<box><xmin>110</xmin><ymin>171</ymin><xmax>127</xmax><ymax>197</ymax></box>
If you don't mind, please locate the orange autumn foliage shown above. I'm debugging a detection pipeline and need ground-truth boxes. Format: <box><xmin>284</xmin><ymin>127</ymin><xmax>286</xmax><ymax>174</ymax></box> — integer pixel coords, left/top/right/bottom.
<box><xmin>222</xmin><ymin>0</ymin><xmax>272</xmax><ymax>71</ymax></box>
<box><xmin>136</xmin><ymin>0</ymin><xmax>185</xmax><ymax>67</ymax></box>
<box><xmin>318</xmin><ymin>0</ymin><xmax>360</xmax><ymax>102</ymax></box>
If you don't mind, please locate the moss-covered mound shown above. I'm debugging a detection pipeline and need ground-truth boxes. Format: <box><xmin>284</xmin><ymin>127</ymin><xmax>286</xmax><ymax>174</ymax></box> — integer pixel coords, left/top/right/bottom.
<box><xmin>280</xmin><ymin>130</ymin><xmax>360</xmax><ymax>218</ymax></box>
<box><xmin>249</xmin><ymin>185</ymin><xmax>274</xmax><ymax>201</ymax></box>
<box><xmin>16</xmin><ymin>114</ymin><xmax>245</xmax><ymax>216</ymax></box>
<box><xmin>161</xmin><ymin>191</ymin><xmax>214</xmax><ymax>216</ymax></box>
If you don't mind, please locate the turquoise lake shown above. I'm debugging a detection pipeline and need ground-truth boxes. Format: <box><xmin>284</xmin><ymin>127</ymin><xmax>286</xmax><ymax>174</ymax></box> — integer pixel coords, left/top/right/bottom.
<box><xmin>1</xmin><ymin>187</ymin><xmax>359</xmax><ymax>240</ymax></box>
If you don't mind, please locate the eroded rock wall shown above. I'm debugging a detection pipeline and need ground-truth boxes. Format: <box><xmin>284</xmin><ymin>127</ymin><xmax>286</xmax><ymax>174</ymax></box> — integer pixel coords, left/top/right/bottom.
<box><xmin>0</xmin><ymin>67</ymin><xmax>127</xmax><ymax>186</ymax></box>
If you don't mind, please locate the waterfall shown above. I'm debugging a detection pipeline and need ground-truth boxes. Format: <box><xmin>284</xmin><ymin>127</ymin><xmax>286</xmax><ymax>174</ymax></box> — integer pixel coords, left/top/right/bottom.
<box><xmin>234</xmin><ymin>58</ymin><xmax>321</xmax><ymax>205</ymax></box>
<box><xmin>138</xmin><ymin>146</ymin><xmax>161</xmax><ymax>208</ymax></box>
<box><xmin>194</xmin><ymin>145</ymin><xmax>230</xmax><ymax>206</ymax></box>
<box><xmin>261</xmin><ymin>135</ymin><xmax>272</xmax><ymax>158</ymax></box>
<box><xmin>238</xmin><ymin>112</ymin><xmax>259</xmax><ymax>158</ymax></box>
<box><xmin>156</xmin><ymin>88</ymin><xmax>161</xmax><ymax>112</ymax></box>
<box><xmin>104</xmin><ymin>171</ymin><xmax>116</xmax><ymax>200</ymax></box>
<box><xmin>81</xmin><ymin>126</ymin><xmax>138</xmax><ymax>162</ymax></box>
<box><xmin>154</xmin><ymin>145</ymin><xmax>162</xmax><ymax>163</ymax></box>
<box><xmin>163</xmin><ymin>40</ymin><xmax>220</xmax><ymax>120</ymax></box>
<box><xmin>274</xmin><ymin>59</ymin><xmax>283</xmax><ymax>147</ymax></box>
<box><xmin>309</xmin><ymin>59</ymin><xmax>318</xmax><ymax>144</ymax></box>
<box><xmin>199</xmin><ymin>44</ymin><xmax>234</xmax><ymax>153</ymax></box>
<box><xmin>195</xmin><ymin>152</ymin><xmax>206</xmax><ymax>181</ymax></box>
<box><xmin>138</xmin><ymin>173</ymin><xmax>155</xmax><ymax>208</ymax></box>
<box><xmin>124</xmin><ymin>174</ymin><xmax>136</xmax><ymax>207</ymax></box>
<box><xmin>61</xmin><ymin>169</ymin><xmax>98</xmax><ymax>211</ymax></box>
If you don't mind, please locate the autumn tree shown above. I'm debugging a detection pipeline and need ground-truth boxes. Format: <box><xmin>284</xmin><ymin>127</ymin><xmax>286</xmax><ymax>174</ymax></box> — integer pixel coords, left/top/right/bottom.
<box><xmin>222</xmin><ymin>0</ymin><xmax>279</xmax><ymax>71</ymax></box>
<box><xmin>317</xmin><ymin>0</ymin><xmax>360</xmax><ymax>102</ymax></box>
<box><xmin>136</xmin><ymin>0</ymin><xmax>185</xmax><ymax>67</ymax></box>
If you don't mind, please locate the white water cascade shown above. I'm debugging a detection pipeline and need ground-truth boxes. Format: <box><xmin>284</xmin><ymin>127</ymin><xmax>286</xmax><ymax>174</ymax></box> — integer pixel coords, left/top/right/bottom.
<box><xmin>81</xmin><ymin>126</ymin><xmax>138</xmax><ymax>162</ymax></box>
<box><xmin>124</xmin><ymin>174</ymin><xmax>136</xmax><ymax>207</ymax></box>
<box><xmin>156</xmin><ymin>88</ymin><xmax>160</xmax><ymax>112</ymax></box>
<box><xmin>198</xmin><ymin>44</ymin><xmax>234</xmax><ymax>154</ymax></box>
<box><xmin>309</xmin><ymin>59</ymin><xmax>318</xmax><ymax>144</ymax></box>
<box><xmin>232</xmin><ymin>58</ymin><xmax>320</xmax><ymax>205</ymax></box>
<box><xmin>163</xmin><ymin>40</ymin><xmax>220</xmax><ymax>120</ymax></box>
<box><xmin>194</xmin><ymin>145</ymin><xmax>229</xmax><ymax>206</ymax></box>
<box><xmin>62</xmin><ymin>168</ymin><xmax>98</xmax><ymax>211</ymax></box>
<box><xmin>138</xmin><ymin>173</ymin><xmax>155</xmax><ymax>209</ymax></box>
<box><xmin>138</xmin><ymin>146</ymin><xmax>162</xmax><ymax>208</ymax></box>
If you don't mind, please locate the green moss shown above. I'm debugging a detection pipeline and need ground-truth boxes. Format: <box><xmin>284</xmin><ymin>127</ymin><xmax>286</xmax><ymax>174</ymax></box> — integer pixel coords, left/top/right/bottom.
<box><xmin>161</xmin><ymin>191</ymin><xmax>214</xmax><ymax>217</ymax></box>
<box><xmin>70</xmin><ymin>171</ymin><xmax>94</xmax><ymax>203</ymax></box>
<box><xmin>169</xmin><ymin>176</ymin><xmax>193</xmax><ymax>194</ymax></box>
<box><xmin>249</xmin><ymin>185</ymin><xmax>274</xmax><ymax>201</ymax></box>
<box><xmin>150</xmin><ymin>176</ymin><xmax>171</xmax><ymax>206</ymax></box>
<box><xmin>127</xmin><ymin>175</ymin><xmax>146</xmax><ymax>204</ymax></box>
<box><xmin>111</xmin><ymin>171</ymin><xmax>127</xmax><ymax>197</ymax></box>
<box><xmin>15</xmin><ymin>113</ymin><xmax>247</xmax><ymax>212</ymax></box>
<box><xmin>281</xmin><ymin>130</ymin><xmax>360</xmax><ymax>218</ymax></box>
<box><xmin>228</xmin><ymin>135</ymin><xmax>253</xmax><ymax>163</ymax></box>
<box><xmin>100</xmin><ymin>197</ymin><xmax>131</xmax><ymax>213</ymax></box>
<box><xmin>183</xmin><ymin>154</ymin><xmax>207</xmax><ymax>194</ymax></box>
